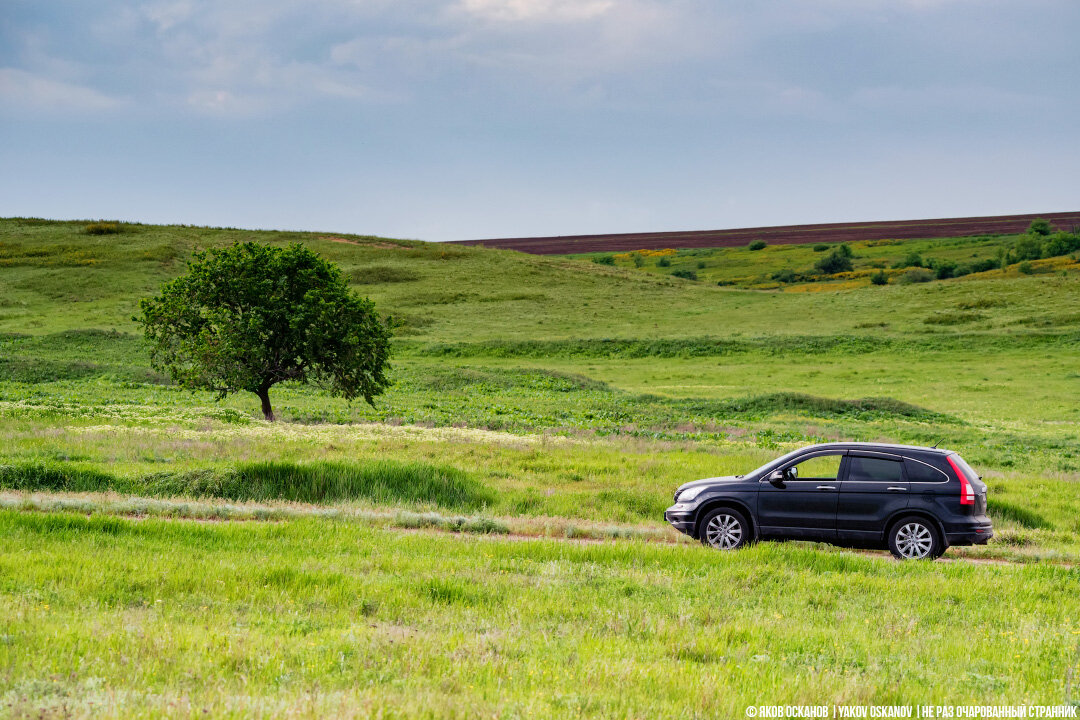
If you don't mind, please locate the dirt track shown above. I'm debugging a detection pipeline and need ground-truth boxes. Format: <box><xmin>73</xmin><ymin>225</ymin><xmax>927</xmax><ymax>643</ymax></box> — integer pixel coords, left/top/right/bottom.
<box><xmin>451</xmin><ymin>211</ymin><xmax>1080</xmax><ymax>254</ymax></box>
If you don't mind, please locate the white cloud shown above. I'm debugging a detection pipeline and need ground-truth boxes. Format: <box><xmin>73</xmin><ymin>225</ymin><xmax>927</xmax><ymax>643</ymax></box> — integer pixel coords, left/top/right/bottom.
<box><xmin>0</xmin><ymin>68</ymin><xmax>124</xmax><ymax>113</ymax></box>
<box><xmin>459</xmin><ymin>0</ymin><xmax>614</xmax><ymax>22</ymax></box>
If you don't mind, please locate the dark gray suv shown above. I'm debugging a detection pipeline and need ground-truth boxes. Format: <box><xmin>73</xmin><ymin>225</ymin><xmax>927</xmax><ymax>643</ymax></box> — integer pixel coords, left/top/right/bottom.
<box><xmin>664</xmin><ymin>442</ymin><xmax>993</xmax><ymax>559</ymax></box>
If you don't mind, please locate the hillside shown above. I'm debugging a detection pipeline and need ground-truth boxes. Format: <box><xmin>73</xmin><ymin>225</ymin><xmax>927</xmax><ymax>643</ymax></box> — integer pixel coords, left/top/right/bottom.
<box><xmin>3</xmin><ymin>217</ymin><xmax>1080</xmax><ymax>343</ymax></box>
<box><xmin>452</xmin><ymin>210</ymin><xmax>1080</xmax><ymax>253</ymax></box>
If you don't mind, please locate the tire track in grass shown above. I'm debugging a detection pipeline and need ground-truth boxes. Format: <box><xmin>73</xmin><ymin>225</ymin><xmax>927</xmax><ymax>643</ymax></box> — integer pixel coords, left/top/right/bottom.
<box><xmin>2</xmin><ymin>490</ymin><xmax>1074</xmax><ymax>567</ymax></box>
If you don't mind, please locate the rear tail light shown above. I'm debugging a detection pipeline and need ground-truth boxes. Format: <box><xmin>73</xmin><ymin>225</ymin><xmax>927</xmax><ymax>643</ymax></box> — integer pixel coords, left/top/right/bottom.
<box><xmin>947</xmin><ymin>455</ymin><xmax>975</xmax><ymax>506</ymax></box>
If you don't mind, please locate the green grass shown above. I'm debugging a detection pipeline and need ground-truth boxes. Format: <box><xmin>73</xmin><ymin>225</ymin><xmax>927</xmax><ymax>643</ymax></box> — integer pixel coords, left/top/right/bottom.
<box><xmin>1</xmin><ymin>511</ymin><xmax>1078</xmax><ymax>718</ymax></box>
<box><xmin>3</xmin><ymin>217</ymin><xmax>1080</xmax><ymax>713</ymax></box>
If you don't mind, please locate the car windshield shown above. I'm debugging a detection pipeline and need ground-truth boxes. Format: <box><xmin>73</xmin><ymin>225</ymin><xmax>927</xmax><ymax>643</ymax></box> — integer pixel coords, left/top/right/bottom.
<box><xmin>746</xmin><ymin>447</ymin><xmax>812</xmax><ymax>479</ymax></box>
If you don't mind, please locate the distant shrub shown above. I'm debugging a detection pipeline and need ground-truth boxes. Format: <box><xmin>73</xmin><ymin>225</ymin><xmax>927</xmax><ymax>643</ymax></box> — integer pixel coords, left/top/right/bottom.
<box><xmin>1043</xmin><ymin>232</ymin><xmax>1080</xmax><ymax>257</ymax></box>
<box><xmin>1028</xmin><ymin>218</ymin><xmax>1052</xmax><ymax>236</ymax></box>
<box><xmin>814</xmin><ymin>249</ymin><xmax>853</xmax><ymax>275</ymax></box>
<box><xmin>84</xmin><ymin>222</ymin><xmax>120</xmax><ymax>235</ymax></box>
<box><xmin>696</xmin><ymin>260</ymin><xmax>706</xmax><ymax>269</ymax></box>
<box><xmin>929</xmin><ymin>258</ymin><xmax>958</xmax><ymax>279</ymax></box>
<box><xmin>870</xmin><ymin>270</ymin><xmax>888</xmax><ymax>286</ymax></box>
<box><xmin>592</xmin><ymin>255</ymin><xmax>615</xmax><ymax>265</ymax></box>
<box><xmin>671</xmin><ymin>269</ymin><xmax>698</xmax><ymax>281</ymax></box>
<box><xmin>771</xmin><ymin>268</ymin><xmax>798</xmax><ymax>283</ymax></box>
<box><xmin>812</xmin><ymin>244</ymin><xmax>830</xmax><ymax>252</ymax></box>
<box><xmin>891</xmin><ymin>252</ymin><xmax>923</xmax><ymax>269</ymax></box>
<box><xmin>656</xmin><ymin>257</ymin><xmax>671</xmax><ymax>267</ymax></box>
<box><xmin>897</xmin><ymin>268</ymin><xmax>934</xmax><ymax>284</ymax></box>
<box><xmin>957</xmin><ymin>258</ymin><xmax>999</xmax><ymax>275</ymax></box>
<box><xmin>1018</xmin><ymin>261</ymin><xmax>1035</xmax><ymax>275</ymax></box>
<box><xmin>748</xmin><ymin>240</ymin><xmax>767</xmax><ymax>251</ymax></box>
<box><xmin>631</xmin><ymin>253</ymin><xmax>645</xmax><ymax>268</ymax></box>
<box><xmin>836</xmin><ymin>244</ymin><xmax>854</xmax><ymax>258</ymax></box>
<box><xmin>1012</xmin><ymin>235</ymin><xmax>1043</xmax><ymax>262</ymax></box>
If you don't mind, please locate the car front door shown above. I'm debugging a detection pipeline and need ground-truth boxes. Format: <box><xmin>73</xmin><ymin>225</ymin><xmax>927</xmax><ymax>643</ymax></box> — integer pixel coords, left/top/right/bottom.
<box><xmin>836</xmin><ymin>451</ymin><xmax>909</xmax><ymax>541</ymax></box>
<box><xmin>756</xmin><ymin>451</ymin><xmax>844</xmax><ymax>539</ymax></box>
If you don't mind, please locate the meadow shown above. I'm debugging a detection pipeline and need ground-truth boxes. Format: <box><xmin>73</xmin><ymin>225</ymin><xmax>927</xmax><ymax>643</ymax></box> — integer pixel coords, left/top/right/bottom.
<box><xmin>1</xmin><ymin>217</ymin><xmax>1079</xmax><ymax>716</ymax></box>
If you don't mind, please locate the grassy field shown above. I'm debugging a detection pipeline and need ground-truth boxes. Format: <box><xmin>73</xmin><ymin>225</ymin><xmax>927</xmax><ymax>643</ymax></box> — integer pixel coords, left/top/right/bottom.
<box><xmin>1</xmin><ymin>217</ymin><xmax>1079</xmax><ymax>716</ymax></box>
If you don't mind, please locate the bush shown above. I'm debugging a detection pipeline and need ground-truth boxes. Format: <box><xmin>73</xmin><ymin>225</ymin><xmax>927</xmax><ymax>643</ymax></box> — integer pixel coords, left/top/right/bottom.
<box><xmin>656</xmin><ymin>257</ymin><xmax>671</xmax><ymax>267</ymax></box>
<box><xmin>836</xmin><ymin>244</ymin><xmax>853</xmax><ymax>258</ymax></box>
<box><xmin>812</xmin><ymin>244</ymin><xmax>830</xmax><ymax>252</ymax></box>
<box><xmin>631</xmin><ymin>253</ymin><xmax>645</xmax><ymax>268</ymax></box>
<box><xmin>771</xmin><ymin>269</ymin><xmax>798</xmax><ymax>283</ymax></box>
<box><xmin>84</xmin><ymin>222</ymin><xmax>120</xmax><ymax>235</ymax></box>
<box><xmin>892</xmin><ymin>252</ymin><xmax>923</xmax><ymax>269</ymax></box>
<box><xmin>897</xmin><ymin>268</ymin><xmax>934</xmax><ymax>284</ymax></box>
<box><xmin>929</xmin><ymin>258</ymin><xmax>958</xmax><ymax>280</ymax></box>
<box><xmin>870</xmin><ymin>270</ymin><xmax>888</xmax><ymax>285</ymax></box>
<box><xmin>1043</xmin><ymin>232</ymin><xmax>1080</xmax><ymax>257</ymax></box>
<box><xmin>814</xmin><ymin>249</ymin><xmax>853</xmax><ymax>275</ymax></box>
<box><xmin>1018</xmin><ymin>261</ymin><xmax>1034</xmax><ymax>275</ymax></box>
<box><xmin>1012</xmin><ymin>235</ymin><xmax>1043</xmax><ymax>262</ymax></box>
<box><xmin>748</xmin><ymin>240</ymin><xmax>767</xmax><ymax>251</ymax></box>
<box><xmin>1028</xmin><ymin>218</ymin><xmax>1052</xmax><ymax>236</ymax></box>
<box><xmin>671</xmin><ymin>269</ymin><xmax>697</xmax><ymax>281</ymax></box>
<box><xmin>957</xmin><ymin>258</ymin><xmax>999</xmax><ymax>275</ymax></box>
<box><xmin>696</xmin><ymin>260</ymin><xmax>706</xmax><ymax>269</ymax></box>
<box><xmin>592</xmin><ymin>255</ymin><xmax>615</xmax><ymax>265</ymax></box>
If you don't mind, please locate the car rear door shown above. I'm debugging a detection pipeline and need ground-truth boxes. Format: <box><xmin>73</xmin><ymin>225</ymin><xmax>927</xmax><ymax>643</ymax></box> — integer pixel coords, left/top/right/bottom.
<box><xmin>836</xmin><ymin>451</ymin><xmax>909</xmax><ymax>541</ymax></box>
<box><xmin>756</xmin><ymin>451</ymin><xmax>844</xmax><ymax>540</ymax></box>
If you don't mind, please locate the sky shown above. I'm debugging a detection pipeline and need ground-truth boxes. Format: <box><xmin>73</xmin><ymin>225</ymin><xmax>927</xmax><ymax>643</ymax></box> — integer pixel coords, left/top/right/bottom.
<box><xmin>1</xmin><ymin>1</ymin><xmax>1078</xmax><ymax>242</ymax></box>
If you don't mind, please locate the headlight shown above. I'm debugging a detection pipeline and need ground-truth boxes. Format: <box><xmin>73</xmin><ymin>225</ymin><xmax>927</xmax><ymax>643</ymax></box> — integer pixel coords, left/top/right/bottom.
<box><xmin>677</xmin><ymin>486</ymin><xmax>706</xmax><ymax>503</ymax></box>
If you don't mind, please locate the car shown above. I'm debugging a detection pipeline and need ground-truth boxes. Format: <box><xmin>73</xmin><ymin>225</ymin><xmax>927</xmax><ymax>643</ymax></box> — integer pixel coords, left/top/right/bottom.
<box><xmin>664</xmin><ymin>442</ymin><xmax>993</xmax><ymax>559</ymax></box>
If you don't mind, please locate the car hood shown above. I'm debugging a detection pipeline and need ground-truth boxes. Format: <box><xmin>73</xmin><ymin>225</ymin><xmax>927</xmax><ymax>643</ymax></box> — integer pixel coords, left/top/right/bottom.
<box><xmin>676</xmin><ymin>475</ymin><xmax>742</xmax><ymax>492</ymax></box>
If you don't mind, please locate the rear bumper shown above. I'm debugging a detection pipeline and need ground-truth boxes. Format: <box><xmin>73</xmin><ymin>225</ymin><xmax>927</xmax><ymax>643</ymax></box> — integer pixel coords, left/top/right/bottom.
<box><xmin>664</xmin><ymin>506</ymin><xmax>696</xmax><ymax>537</ymax></box>
<box><xmin>945</xmin><ymin>524</ymin><xmax>994</xmax><ymax>546</ymax></box>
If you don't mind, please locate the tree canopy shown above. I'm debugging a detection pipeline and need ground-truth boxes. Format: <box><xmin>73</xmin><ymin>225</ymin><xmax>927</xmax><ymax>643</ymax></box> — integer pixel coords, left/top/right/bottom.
<box><xmin>137</xmin><ymin>242</ymin><xmax>391</xmax><ymax>421</ymax></box>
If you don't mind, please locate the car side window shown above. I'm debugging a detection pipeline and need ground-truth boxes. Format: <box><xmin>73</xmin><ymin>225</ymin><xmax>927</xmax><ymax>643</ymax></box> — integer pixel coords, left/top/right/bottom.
<box><xmin>788</xmin><ymin>454</ymin><xmax>842</xmax><ymax>480</ymax></box>
<box><xmin>847</xmin><ymin>456</ymin><xmax>904</xmax><ymax>482</ymax></box>
<box><xmin>904</xmin><ymin>458</ymin><xmax>948</xmax><ymax>482</ymax></box>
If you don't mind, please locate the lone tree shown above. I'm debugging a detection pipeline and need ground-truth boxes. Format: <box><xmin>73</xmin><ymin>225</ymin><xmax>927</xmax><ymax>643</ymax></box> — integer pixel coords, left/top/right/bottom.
<box><xmin>137</xmin><ymin>242</ymin><xmax>391</xmax><ymax>421</ymax></box>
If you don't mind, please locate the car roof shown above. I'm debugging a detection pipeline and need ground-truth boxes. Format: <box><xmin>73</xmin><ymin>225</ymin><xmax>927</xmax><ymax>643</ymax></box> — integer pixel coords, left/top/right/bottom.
<box><xmin>800</xmin><ymin>442</ymin><xmax>952</xmax><ymax>456</ymax></box>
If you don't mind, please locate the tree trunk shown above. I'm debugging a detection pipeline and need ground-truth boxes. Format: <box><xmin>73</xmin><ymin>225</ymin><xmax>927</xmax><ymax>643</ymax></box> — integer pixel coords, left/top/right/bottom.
<box><xmin>257</xmin><ymin>386</ymin><xmax>275</xmax><ymax>422</ymax></box>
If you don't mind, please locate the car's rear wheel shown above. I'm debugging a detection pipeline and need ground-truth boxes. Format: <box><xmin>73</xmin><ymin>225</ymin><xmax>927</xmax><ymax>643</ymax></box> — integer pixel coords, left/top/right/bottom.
<box><xmin>888</xmin><ymin>516</ymin><xmax>942</xmax><ymax>559</ymax></box>
<box><xmin>699</xmin><ymin>508</ymin><xmax>750</xmax><ymax>551</ymax></box>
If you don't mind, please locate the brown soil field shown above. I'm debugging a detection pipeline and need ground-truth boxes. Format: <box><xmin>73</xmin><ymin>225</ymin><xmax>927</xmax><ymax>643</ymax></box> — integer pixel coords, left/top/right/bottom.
<box><xmin>450</xmin><ymin>211</ymin><xmax>1080</xmax><ymax>254</ymax></box>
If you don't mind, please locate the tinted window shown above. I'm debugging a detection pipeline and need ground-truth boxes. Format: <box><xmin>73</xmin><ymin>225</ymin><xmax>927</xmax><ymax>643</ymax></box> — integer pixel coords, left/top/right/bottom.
<box><xmin>789</xmin><ymin>454</ymin><xmax>842</xmax><ymax>480</ymax></box>
<box><xmin>847</xmin><ymin>456</ymin><xmax>904</xmax><ymax>483</ymax></box>
<box><xmin>905</xmin><ymin>458</ymin><xmax>948</xmax><ymax>483</ymax></box>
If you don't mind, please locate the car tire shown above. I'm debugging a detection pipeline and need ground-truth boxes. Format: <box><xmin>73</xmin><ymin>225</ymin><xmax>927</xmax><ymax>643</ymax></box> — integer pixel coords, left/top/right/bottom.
<box><xmin>698</xmin><ymin>508</ymin><xmax>750</xmax><ymax>551</ymax></box>
<box><xmin>888</xmin><ymin>516</ymin><xmax>943</xmax><ymax>560</ymax></box>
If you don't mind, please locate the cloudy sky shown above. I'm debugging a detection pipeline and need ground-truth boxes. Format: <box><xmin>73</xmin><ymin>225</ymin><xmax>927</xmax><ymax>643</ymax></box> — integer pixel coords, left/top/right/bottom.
<box><xmin>2</xmin><ymin>1</ymin><xmax>1077</xmax><ymax>241</ymax></box>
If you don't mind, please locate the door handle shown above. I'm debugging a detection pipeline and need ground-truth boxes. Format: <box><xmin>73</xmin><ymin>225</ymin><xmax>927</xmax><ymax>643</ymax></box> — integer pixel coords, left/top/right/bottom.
<box><xmin>887</xmin><ymin>486</ymin><xmax>907</xmax><ymax>492</ymax></box>
<box><xmin>816</xmin><ymin>485</ymin><xmax>836</xmax><ymax>490</ymax></box>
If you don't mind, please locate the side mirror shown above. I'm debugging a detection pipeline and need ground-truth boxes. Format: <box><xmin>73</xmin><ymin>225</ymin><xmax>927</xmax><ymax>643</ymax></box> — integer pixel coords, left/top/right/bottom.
<box><xmin>788</xmin><ymin>466</ymin><xmax>798</xmax><ymax>479</ymax></box>
<box><xmin>768</xmin><ymin>470</ymin><xmax>784</xmax><ymax>485</ymax></box>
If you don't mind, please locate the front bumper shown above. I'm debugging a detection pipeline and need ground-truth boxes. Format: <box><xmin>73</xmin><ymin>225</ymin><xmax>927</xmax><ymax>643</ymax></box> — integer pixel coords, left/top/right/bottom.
<box><xmin>665</xmin><ymin>504</ymin><xmax>697</xmax><ymax>537</ymax></box>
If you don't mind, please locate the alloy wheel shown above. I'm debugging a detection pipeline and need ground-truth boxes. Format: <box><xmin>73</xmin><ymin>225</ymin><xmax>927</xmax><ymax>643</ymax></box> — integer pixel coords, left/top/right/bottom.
<box><xmin>705</xmin><ymin>513</ymin><xmax>743</xmax><ymax>550</ymax></box>
<box><xmin>895</xmin><ymin>522</ymin><xmax>933</xmax><ymax>559</ymax></box>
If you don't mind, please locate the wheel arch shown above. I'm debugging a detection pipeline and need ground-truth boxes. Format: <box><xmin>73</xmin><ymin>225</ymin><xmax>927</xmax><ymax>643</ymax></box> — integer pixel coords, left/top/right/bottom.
<box><xmin>694</xmin><ymin>498</ymin><xmax>756</xmax><ymax>541</ymax></box>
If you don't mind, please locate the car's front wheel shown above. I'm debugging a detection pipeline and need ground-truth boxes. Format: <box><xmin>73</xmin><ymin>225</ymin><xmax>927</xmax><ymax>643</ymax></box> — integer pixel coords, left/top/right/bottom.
<box><xmin>699</xmin><ymin>508</ymin><xmax>750</xmax><ymax>551</ymax></box>
<box><xmin>888</xmin><ymin>516</ymin><xmax>943</xmax><ymax>559</ymax></box>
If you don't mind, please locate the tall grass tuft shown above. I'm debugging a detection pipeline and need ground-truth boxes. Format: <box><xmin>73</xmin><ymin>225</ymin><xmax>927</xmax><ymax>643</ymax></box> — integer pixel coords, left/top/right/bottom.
<box><xmin>987</xmin><ymin>498</ymin><xmax>1053</xmax><ymax>530</ymax></box>
<box><xmin>1</xmin><ymin>460</ymin><xmax>494</xmax><ymax>510</ymax></box>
